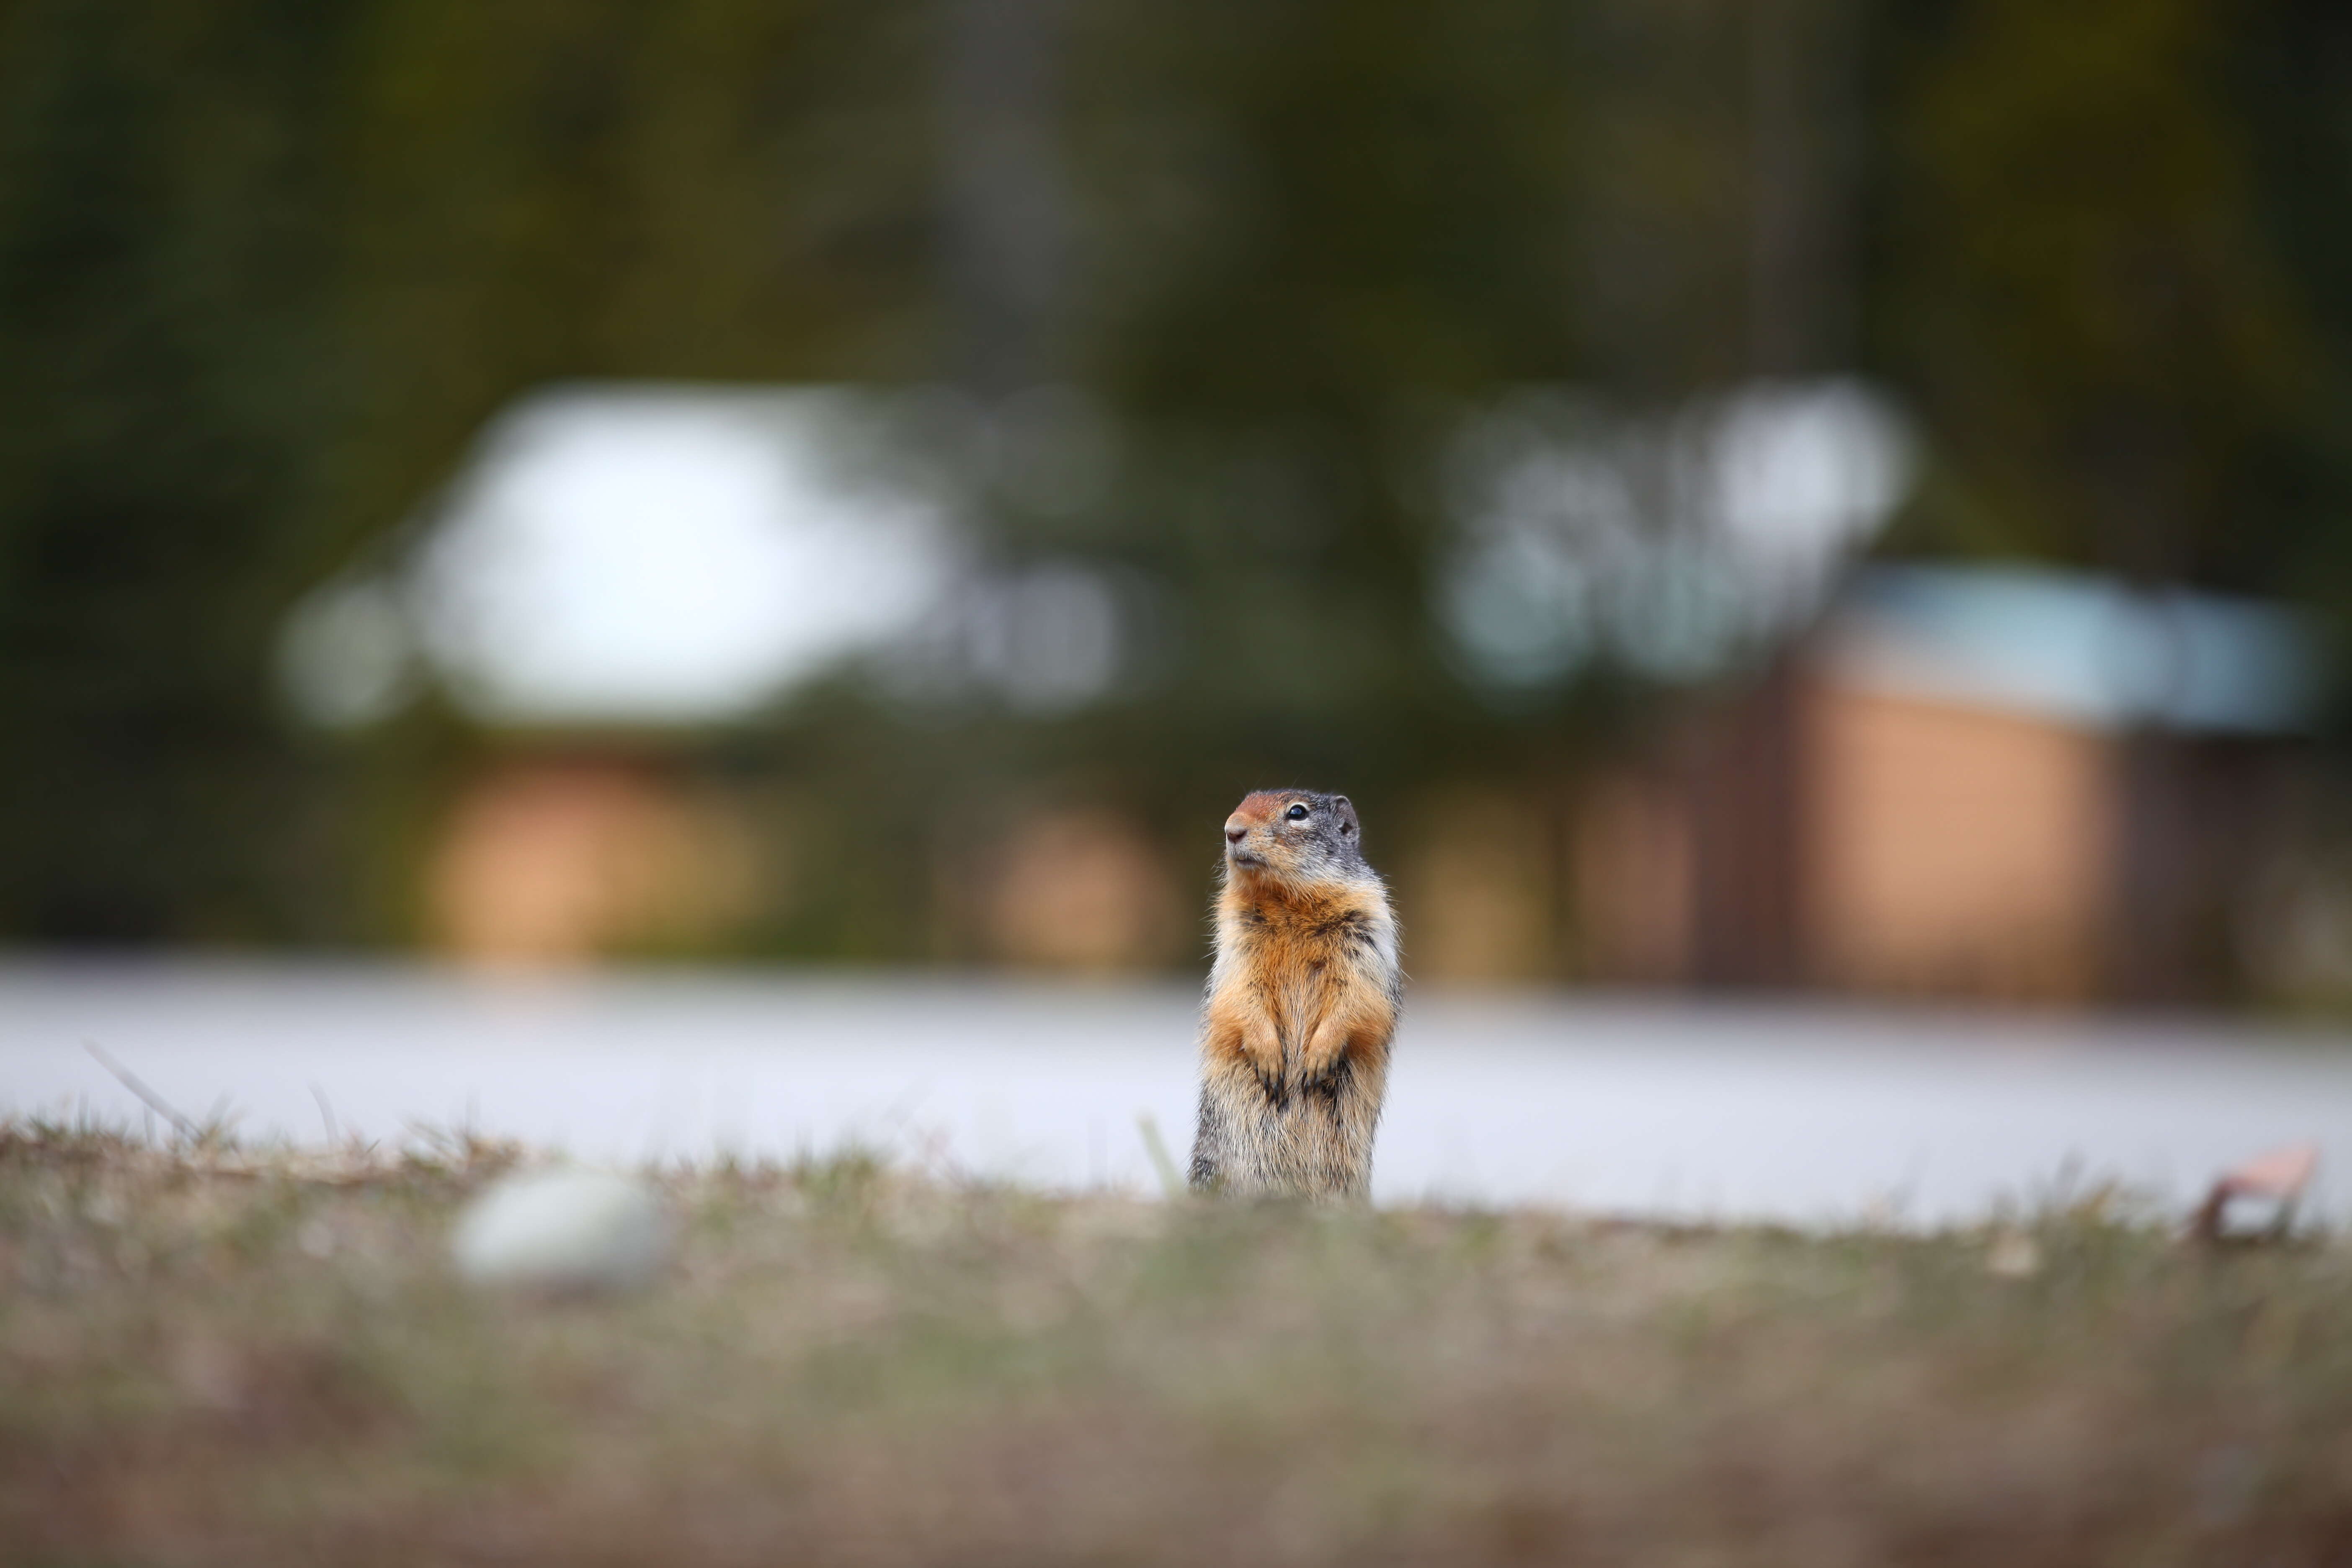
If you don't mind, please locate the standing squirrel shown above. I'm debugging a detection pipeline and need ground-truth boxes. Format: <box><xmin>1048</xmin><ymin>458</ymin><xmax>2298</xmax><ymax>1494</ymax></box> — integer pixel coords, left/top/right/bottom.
<box><xmin>1189</xmin><ymin>789</ymin><xmax>1401</xmax><ymax>1199</ymax></box>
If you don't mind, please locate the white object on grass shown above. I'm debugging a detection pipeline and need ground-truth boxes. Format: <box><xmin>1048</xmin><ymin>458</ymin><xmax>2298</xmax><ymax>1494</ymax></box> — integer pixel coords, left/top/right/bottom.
<box><xmin>451</xmin><ymin>1167</ymin><xmax>673</xmax><ymax>1292</ymax></box>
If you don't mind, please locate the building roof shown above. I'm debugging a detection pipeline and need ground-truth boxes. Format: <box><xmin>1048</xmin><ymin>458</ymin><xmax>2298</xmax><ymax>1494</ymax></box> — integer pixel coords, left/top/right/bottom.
<box><xmin>281</xmin><ymin>384</ymin><xmax>952</xmax><ymax>730</ymax></box>
<box><xmin>1821</xmin><ymin>563</ymin><xmax>2318</xmax><ymax>736</ymax></box>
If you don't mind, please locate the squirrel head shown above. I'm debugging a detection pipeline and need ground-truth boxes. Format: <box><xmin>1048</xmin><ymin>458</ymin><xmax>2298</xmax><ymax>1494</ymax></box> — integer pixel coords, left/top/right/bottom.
<box><xmin>1222</xmin><ymin>789</ymin><xmax>1367</xmax><ymax>888</ymax></box>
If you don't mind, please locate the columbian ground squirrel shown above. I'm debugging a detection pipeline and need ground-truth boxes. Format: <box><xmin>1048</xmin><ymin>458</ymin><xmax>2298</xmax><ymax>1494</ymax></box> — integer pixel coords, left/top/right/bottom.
<box><xmin>1188</xmin><ymin>789</ymin><xmax>1401</xmax><ymax>1199</ymax></box>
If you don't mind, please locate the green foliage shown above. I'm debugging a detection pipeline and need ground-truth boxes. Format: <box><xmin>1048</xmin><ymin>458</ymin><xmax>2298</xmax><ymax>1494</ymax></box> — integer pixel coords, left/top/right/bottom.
<box><xmin>1879</xmin><ymin>0</ymin><xmax>2324</xmax><ymax>588</ymax></box>
<box><xmin>0</xmin><ymin>0</ymin><xmax>354</xmax><ymax>939</ymax></box>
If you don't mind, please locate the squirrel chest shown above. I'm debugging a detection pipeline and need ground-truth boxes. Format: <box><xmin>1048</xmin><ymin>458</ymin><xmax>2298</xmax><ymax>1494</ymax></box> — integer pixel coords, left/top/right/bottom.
<box><xmin>1206</xmin><ymin>885</ymin><xmax>1395</xmax><ymax>1081</ymax></box>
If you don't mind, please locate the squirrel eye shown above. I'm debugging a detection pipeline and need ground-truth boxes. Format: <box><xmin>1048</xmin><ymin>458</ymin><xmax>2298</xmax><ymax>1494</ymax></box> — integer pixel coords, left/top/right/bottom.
<box><xmin>1285</xmin><ymin>803</ymin><xmax>1309</xmax><ymax>821</ymax></box>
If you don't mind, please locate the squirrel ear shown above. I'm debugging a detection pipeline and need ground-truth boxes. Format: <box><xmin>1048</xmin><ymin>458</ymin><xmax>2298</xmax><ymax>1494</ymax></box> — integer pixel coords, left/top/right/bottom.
<box><xmin>1333</xmin><ymin>795</ymin><xmax>1357</xmax><ymax>836</ymax></box>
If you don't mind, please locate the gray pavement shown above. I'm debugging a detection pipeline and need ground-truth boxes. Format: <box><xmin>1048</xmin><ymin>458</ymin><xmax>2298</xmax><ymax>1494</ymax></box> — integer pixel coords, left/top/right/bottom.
<box><xmin>6</xmin><ymin>960</ymin><xmax>2352</xmax><ymax>1226</ymax></box>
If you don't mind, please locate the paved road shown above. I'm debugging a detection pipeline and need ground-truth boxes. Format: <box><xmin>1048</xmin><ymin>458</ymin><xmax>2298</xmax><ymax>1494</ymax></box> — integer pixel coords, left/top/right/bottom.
<box><xmin>5</xmin><ymin>961</ymin><xmax>2351</xmax><ymax>1226</ymax></box>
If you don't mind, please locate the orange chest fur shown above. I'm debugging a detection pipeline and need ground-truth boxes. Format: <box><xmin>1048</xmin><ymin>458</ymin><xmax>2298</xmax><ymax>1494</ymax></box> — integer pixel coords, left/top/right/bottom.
<box><xmin>1205</xmin><ymin>885</ymin><xmax>1393</xmax><ymax>1069</ymax></box>
<box><xmin>1225</xmin><ymin>918</ymin><xmax>1354</xmax><ymax>986</ymax></box>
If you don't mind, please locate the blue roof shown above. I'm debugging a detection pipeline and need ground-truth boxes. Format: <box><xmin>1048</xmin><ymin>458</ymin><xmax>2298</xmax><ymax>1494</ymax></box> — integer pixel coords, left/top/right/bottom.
<box><xmin>1823</xmin><ymin>563</ymin><xmax>2318</xmax><ymax>736</ymax></box>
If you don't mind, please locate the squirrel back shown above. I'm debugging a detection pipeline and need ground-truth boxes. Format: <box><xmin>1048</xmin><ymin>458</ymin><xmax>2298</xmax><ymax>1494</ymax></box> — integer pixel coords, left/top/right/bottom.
<box><xmin>1188</xmin><ymin>789</ymin><xmax>1401</xmax><ymax>1199</ymax></box>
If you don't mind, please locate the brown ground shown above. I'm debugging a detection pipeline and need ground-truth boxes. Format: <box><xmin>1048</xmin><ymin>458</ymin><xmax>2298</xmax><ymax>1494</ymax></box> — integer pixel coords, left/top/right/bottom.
<box><xmin>5</xmin><ymin>1120</ymin><xmax>2352</xmax><ymax>1566</ymax></box>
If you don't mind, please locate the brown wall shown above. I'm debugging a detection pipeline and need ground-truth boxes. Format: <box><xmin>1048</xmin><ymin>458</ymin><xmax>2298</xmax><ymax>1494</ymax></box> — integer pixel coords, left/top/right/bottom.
<box><xmin>1569</xmin><ymin>676</ymin><xmax>2122</xmax><ymax>1001</ymax></box>
<box><xmin>426</xmin><ymin>756</ymin><xmax>759</xmax><ymax>969</ymax></box>
<box><xmin>1803</xmin><ymin>686</ymin><xmax>2111</xmax><ymax>1001</ymax></box>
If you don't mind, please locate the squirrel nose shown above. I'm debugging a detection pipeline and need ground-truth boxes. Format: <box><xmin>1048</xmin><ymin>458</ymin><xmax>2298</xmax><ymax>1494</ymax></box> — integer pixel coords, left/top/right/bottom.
<box><xmin>1225</xmin><ymin>823</ymin><xmax>1247</xmax><ymax>846</ymax></box>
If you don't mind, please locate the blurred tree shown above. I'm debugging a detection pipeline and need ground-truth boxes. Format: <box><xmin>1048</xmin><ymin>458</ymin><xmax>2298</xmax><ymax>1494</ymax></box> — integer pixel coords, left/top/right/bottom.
<box><xmin>1878</xmin><ymin>0</ymin><xmax>2313</xmax><ymax>586</ymax></box>
<box><xmin>0</xmin><ymin>0</ymin><xmax>353</xmax><ymax>940</ymax></box>
<box><xmin>326</xmin><ymin>0</ymin><xmax>936</xmax><ymax>543</ymax></box>
<box><xmin>1047</xmin><ymin>0</ymin><xmax>1590</xmax><ymax>772</ymax></box>
<box><xmin>2239</xmin><ymin>0</ymin><xmax>2352</xmax><ymax>698</ymax></box>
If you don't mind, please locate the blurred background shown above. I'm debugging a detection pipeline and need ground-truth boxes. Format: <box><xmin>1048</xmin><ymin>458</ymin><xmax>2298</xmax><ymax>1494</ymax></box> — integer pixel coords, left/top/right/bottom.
<box><xmin>6</xmin><ymin>0</ymin><xmax>2352</xmax><ymax>1014</ymax></box>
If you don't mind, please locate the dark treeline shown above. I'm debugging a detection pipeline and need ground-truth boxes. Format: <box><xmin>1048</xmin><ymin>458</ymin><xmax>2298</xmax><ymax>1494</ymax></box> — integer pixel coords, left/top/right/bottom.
<box><xmin>2</xmin><ymin>0</ymin><xmax>2349</xmax><ymax>964</ymax></box>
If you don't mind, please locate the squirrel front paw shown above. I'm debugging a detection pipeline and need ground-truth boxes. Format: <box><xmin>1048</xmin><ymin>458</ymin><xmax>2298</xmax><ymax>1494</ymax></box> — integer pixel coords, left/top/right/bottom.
<box><xmin>1301</xmin><ymin>1053</ymin><xmax>1354</xmax><ymax>1108</ymax></box>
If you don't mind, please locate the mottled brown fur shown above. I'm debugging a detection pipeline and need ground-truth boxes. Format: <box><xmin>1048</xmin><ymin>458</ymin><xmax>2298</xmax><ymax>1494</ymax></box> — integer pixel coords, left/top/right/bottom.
<box><xmin>1189</xmin><ymin>789</ymin><xmax>1401</xmax><ymax>1199</ymax></box>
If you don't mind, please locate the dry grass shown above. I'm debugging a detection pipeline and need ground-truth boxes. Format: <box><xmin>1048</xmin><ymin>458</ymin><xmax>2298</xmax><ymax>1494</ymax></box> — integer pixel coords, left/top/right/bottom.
<box><xmin>6</xmin><ymin>1119</ymin><xmax>2352</xmax><ymax>1566</ymax></box>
